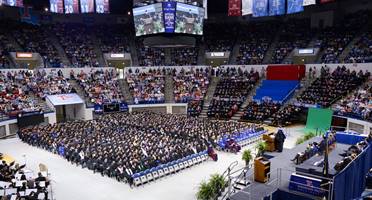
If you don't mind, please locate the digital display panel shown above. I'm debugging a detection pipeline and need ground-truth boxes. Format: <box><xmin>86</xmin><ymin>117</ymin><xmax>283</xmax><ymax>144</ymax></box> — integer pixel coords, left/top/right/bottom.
<box><xmin>133</xmin><ymin>3</ymin><xmax>165</xmax><ymax>36</ymax></box>
<box><xmin>163</xmin><ymin>2</ymin><xmax>176</xmax><ymax>33</ymax></box>
<box><xmin>175</xmin><ymin>2</ymin><xmax>204</xmax><ymax>35</ymax></box>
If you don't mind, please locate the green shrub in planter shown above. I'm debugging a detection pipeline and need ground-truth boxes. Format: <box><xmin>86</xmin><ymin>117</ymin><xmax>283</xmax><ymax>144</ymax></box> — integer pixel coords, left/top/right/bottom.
<box><xmin>256</xmin><ymin>141</ymin><xmax>267</xmax><ymax>157</ymax></box>
<box><xmin>242</xmin><ymin>149</ymin><xmax>252</xmax><ymax>166</ymax></box>
<box><xmin>296</xmin><ymin>137</ymin><xmax>305</xmax><ymax>145</ymax></box>
<box><xmin>197</xmin><ymin>181</ymin><xmax>214</xmax><ymax>200</ymax></box>
<box><xmin>210</xmin><ymin>174</ymin><xmax>226</xmax><ymax>196</ymax></box>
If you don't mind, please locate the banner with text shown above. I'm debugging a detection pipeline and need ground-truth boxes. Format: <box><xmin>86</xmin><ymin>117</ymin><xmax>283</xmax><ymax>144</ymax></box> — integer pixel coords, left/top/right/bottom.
<box><xmin>253</xmin><ymin>0</ymin><xmax>268</xmax><ymax>17</ymax></box>
<box><xmin>242</xmin><ymin>0</ymin><xmax>253</xmax><ymax>15</ymax></box>
<box><xmin>228</xmin><ymin>0</ymin><xmax>242</xmax><ymax>16</ymax></box>
<box><xmin>163</xmin><ymin>2</ymin><xmax>176</xmax><ymax>33</ymax></box>
<box><xmin>287</xmin><ymin>0</ymin><xmax>304</xmax><ymax>14</ymax></box>
<box><xmin>269</xmin><ymin>0</ymin><xmax>285</xmax><ymax>16</ymax></box>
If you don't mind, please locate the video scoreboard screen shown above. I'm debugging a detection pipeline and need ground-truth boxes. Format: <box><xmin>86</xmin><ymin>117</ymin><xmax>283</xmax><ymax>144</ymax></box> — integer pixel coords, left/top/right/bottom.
<box><xmin>64</xmin><ymin>0</ymin><xmax>79</xmax><ymax>14</ymax></box>
<box><xmin>133</xmin><ymin>1</ymin><xmax>205</xmax><ymax>36</ymax></box>
<box><xmin>175</xmin><ymin>2</ymin><xmax>204</xmax><ymax>35</ymax></box>
<box><xmin>133</xmin><ymin>3</ymin><xmax>165</xmax><ymax>36</ymax></box>
<box><xmin>50</xmin><ymin>0</ymin><xmax>64</xmax><ymax>13</ymax></box>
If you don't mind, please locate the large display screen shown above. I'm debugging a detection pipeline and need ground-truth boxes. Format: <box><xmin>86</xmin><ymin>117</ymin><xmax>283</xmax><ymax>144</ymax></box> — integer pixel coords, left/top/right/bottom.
<box><xmin>133</xmin><ymin>3</ymin><xmax>165</xmax><ymax>36</ymax></box>
<box><xmin>175</xmin><ymin>3</ymin><xmax>204</xmax><ymax>35</ymax></box>
<box><xmin>96</xmin><ymin>0</ymin><xmax>110</xmax><ymax>13</ymax></box>
<box><xmin>50</xmin><ymin>0</ymin><xmax>64</xmax><ymax>13</ymax></box>
<box><xmin>80</xmin><ymin>0</ymin><xmax>94</xmax><ymax>13</ymax></box>
<box><xmin>64</xmin><ymin>0</ymin><xmax>79</xmax><ymax>14</ymax></box>
<box><xmin>133</xmin><ymin>2</ymin><xmax>204</xmax><ymax>36</ymax></box>
<box><xmin>4</xmin><ymin>0</ymin><xmax>23</xmax><ymax>7</ymax></box>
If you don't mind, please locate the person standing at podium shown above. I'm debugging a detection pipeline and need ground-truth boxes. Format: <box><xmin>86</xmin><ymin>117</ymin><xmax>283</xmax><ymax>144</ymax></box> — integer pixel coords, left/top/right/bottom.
<box><xmin>275</xmin><ymin>129</ymin><xmax>286</xmax><ymax>152</ymax></box>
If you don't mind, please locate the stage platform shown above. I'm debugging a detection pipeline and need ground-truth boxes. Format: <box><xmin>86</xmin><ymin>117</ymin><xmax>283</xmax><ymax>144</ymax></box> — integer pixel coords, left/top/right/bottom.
<box><xmin>0</xmin><ymin>154</ymin><xmax>15</xmax><ymax>164</ymax></box>
<box><xmin>231</xmin><ymin>137</ymin><xmax>350</xmax><ymax>200</ymax></box>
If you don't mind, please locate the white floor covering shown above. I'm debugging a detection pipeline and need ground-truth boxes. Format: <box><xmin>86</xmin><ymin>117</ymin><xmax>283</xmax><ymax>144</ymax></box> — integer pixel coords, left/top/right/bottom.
<box><xmin>0</xmin><ymin>125</ymin><xmax>305</xmax><ymax>200</ymax></box>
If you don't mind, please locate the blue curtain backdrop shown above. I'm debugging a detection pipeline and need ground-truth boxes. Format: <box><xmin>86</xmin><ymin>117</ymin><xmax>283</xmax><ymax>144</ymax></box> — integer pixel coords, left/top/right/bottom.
<box><xmin>269</xmin><ymin>0</ymin><xmax>285</xmax><ymax>16</ymax></box>
<box><xmin>253</xmin><ymin>0</ymin><xmax>268</xmax><ymax>17</ymax></box>
<box><xmin>333</xmin><ymin>144</ymin><xmax>372</xmax><ymax>200</ymax></box>
<box><xmin>287</xmin><ymin>0</ymin><xmax>304</xmax><ymax>14</ymax></box>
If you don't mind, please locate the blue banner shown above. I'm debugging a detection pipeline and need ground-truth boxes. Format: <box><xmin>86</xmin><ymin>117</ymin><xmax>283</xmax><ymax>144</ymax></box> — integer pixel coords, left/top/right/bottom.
<box><xmin>163</xmin><ymin>2</ymin><xmax>176</xmax><ymax>33</ymax></box>
<box><xmin>269</xmin><ymin>0</ymin><xmax>285</xmax><ymax>16</ymax></box>
<box><xmin>253</xmin><ymin>0</ymin><xmax>268</xmax><ymax>17</ymax></box>
<box><xmin>287</xmin><ymin>0</ymin><xmax>304</xmax><ymax>14</ymax></box>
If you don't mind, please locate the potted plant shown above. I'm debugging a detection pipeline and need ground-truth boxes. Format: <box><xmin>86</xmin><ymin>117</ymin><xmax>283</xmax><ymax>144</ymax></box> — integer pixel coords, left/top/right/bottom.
<box><xmin>256</xmin><ymin>141</ymin><xmax>267</xmax><ymax>157</ymax></box>
<box><xmin>209</xmin><ymin>174</ymin><xmax>226</xmax><ymax>197</ymax></box>
<box><xmin>197</xmin><ymin>181</ymin><xmax>213</xmax><ymax>200</ymax></box>
<box><xmin>242</xmin><ymin>149</ymin><xmax>252</xmax><ymax>167</ymax></box>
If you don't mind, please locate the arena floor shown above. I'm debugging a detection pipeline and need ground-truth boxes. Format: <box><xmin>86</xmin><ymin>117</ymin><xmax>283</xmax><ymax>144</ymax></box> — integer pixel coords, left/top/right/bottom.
<box><xmin>0</xmin><ymin>125</ymin><xmax>304</xmax><ymax>200</ymax></box>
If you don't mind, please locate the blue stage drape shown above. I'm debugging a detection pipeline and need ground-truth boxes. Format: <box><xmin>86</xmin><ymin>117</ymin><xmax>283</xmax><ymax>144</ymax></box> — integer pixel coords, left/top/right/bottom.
<box><xmin>333</xmin><ymin>144</ymin><xmax>372</xmax><ymax>200</ymax></box>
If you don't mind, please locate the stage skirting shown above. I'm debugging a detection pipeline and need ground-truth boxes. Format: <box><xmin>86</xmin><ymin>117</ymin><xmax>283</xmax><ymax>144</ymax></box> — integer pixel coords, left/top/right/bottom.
<box><xmin>335</xmin><ymin>131</ymin><xmax>366</xmax><ymax>145</ymax></box>
<box><xmin>333</xmin><ymin>143</ymin><xmax>372</xmax><ymax>200</ymax></box>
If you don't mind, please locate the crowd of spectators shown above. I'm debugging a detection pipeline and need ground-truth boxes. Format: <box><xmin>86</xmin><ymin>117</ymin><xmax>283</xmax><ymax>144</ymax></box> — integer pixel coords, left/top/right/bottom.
<box><xmin>54</xmin><ymin>24</ymin><xmax>99</xmax><ymax>68</ymax></box>
<box><xmin>345</xmin><ymin>31</ymin><xmax>372</xmax><ymax>63</ymax></box>
<box><xmin>236</xmin><ymin>23</ymin><xmax>275</xmax><ymax>65</ymax></box>
<box><xmin>207</xmin><ymin>67</ymin><xmax>259</xmax><ymax>119</ymax></box>
<box><xmin>316</xmin><ymin>11</ymin><xmax>368</xmax><ymax>64</ymax></box>
<box><xmin>204</xmin><ymin>23</ymin><xmax>237</xmax><ymax>52</ymax></box>
<box><xmin>18</xmin><ymin>112</ymin><xmax>258</xmax><ymax>184</ymax></box>
<box><xmin>126</xmin><ymin>69</ymin><xmax>165</xmax><ymax>104</ymax></box>
<box><xmin>173</xmin><ymin>68</ymin><xmax>210</xmax><ymax>116</ymax></box>
<box><xmin>0</xmin><ymin>34</ymin><xmax>14</xmax><ymax>69</ymax></box>
<box><xmin>137</xmin><ymin>39</ymin><xmax>166</xmax><ymax>66</ymax></box>
<box><xmin>0</xmin><ymin>155</ymin><xmax>49</xmax><ymax>200</ymax></box>
<box><xmin>0</xmin><ymin>70</ymin><xmax>41</xmax><ymax>117</ymax></box>
<box><xmin>25</xmin><ymin>69</ymin><xmax>75</xmax><ymax>100</ymax></box>
<box><xmin>169</xmin><ymin>48</ymin><xmax>198</xmax><ymax>66</ymax></box>
<box><xmin>241</xmin><ymin>100</ymin><xmax>281</xmax><ymax>122</ymax></box>
<box><xmin>13</xmin><ymin>24</ymin><xmax>63</xmax><ymax>68</ymax></box>
<box><xmin>271</xmin><ymin>19</ymin><xmax>313</xmax><ymax>64</ymax></box>
<box><xmin>270</xmin><ymin>104</ymin><xmax>304</xmax><ymax>127</ymax></box>
<box><xmin>75</xmin><ymin>69</ymin><xmax>124</xmax><ymax>105</ymax></box>
<box><xmin>296</xmin><ymin>66</ymin><xmax>370</xmax><ymax>107</ymax></box>
<box><xmin>96</xmin><ymin>25</ymin><xmax>131</xmax><ymax>54</ymax></box>
<box><xmin>334</xmin><ymin>83</ymin><xmax>372</xmax><ymax>122</ymax></box>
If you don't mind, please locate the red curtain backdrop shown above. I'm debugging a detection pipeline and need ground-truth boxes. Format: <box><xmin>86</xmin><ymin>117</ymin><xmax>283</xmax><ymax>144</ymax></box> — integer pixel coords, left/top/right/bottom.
<box><xmin>320</xmin><ymin>0</ymin><xmax>335</xmax><ymax>3</ymax></box>
<box><xmin>228</xmin><ymin>0</ymin><xmax>242</xmax><ymax>16</ymax></box>
<box><xmin>266</xmin><ymin>65</ymin><xmax>306</xmax><ymax>81</ymax></box>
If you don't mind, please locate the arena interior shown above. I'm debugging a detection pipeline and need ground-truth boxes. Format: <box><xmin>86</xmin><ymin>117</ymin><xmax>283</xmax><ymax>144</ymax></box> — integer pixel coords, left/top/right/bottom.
<box><xmin>0</xmin><ymin>0</ymin><xmax>372</xmax><ymax>199</ymax></box>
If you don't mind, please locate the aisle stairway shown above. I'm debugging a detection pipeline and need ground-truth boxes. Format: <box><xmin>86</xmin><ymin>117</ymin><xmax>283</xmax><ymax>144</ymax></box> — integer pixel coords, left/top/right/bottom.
<box><xmin>48</xmin><ymin>33</ymin><xmax>71</xmax><ymax>66</ymax></box>
<box><xmin>67</xmin><ymin>80</ymin><xmax>94</xmax><ymax>107</ymax></box>
<box><xmin>164</xmin><ymin>75</ymin><xmax>174</xmax><ymax>103</ymax></box>
<box><xmin>91</xmin><ymin>33</ymin><xmax>107</xmax><ymax>67</ymax></box>
<box><xmin>228</xmin><ymin>39</ymin><xmax>241</xmax><ymax>64</ymax></box>
<box><xmin>118</xmin><ymin>79</ymin><xmax>134</xmax><ymax>104</ymax></box>
<box><xmin>338</xmin><ymin>33</ymin><xmax>363</xmax><ymax>62</ymax></box>
<box><xmin>231</xmin><ymin>78</ymin><xmax>264</xmax><ymax>121</ymax></box>
<box><xmin>262</xmin><ymin>31</ymin><xmax>281</xmax><ymax>64</ymax></box>
<box><xmin>197</xmin><ymin>41</ymin><xmax>206</xmax><ymax>65</ymax></box>
<box><xmin>199</xmin><ymin>77</ymin><xmax>220</xmax><ymax>118</ymax></box>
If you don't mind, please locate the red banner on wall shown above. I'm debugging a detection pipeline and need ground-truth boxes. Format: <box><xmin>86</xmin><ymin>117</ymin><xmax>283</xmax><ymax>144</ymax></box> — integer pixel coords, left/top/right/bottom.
<box><xmin>228</xmin><ymin>0</ymin><xmax>242</xmax><ymax>16</ymax></box>
<box><xmin>320</xmin><ymin>0</ymin><xmax>335</xmax><ymax>3</ymax></box>
<box><xmin>266</xmin><ymin>65</ymin><xmax>306</xmax><ymax>81</ymax></box>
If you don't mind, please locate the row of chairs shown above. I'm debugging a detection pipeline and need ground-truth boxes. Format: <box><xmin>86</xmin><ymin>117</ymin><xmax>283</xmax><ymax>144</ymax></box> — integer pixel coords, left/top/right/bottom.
<box><xmin>217</xmin><ymin>130</ymin><xmax>267</xmax><ymax>149</ymax></box>
<box><xmin>237</xmin><ymin>130</ymin><xmax>267</xmax><ymax>147</ymax></box>
<box><xmin>132</xmin><ymin>150</ymin><xmax>209</xmax><ymax>186</ymax></box>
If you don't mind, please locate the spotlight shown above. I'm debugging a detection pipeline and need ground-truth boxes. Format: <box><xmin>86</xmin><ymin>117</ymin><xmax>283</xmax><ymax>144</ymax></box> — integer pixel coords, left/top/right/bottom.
<box><xmin>44</xmin><ymin>7</ymin><xmax>49</xmax><ymax>12</ymax></box>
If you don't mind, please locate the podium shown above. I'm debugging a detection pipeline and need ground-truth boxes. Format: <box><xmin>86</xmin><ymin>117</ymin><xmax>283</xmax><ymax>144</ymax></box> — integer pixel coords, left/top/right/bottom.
<box><xmin>263</xmin><ymin>132</ymin><xmax>276</xmax><ymax>152</ymax></box>
<box><xmin>254</xmin><ymin>157</ymin><xmax>271</xmax><ymax>183</ymax></box>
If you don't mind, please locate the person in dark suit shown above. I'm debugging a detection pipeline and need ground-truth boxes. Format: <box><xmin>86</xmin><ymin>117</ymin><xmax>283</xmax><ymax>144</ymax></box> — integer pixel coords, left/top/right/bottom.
<box><xmin>275</xmin><ymin>129</ymin><xmax>286</xmax><ymax>152</ymax></box>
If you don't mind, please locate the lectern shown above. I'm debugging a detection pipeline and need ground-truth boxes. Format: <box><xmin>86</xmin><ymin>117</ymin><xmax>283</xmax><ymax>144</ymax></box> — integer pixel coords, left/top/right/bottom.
<box><xmin>254</xmin><ymin>157</ymin><xmax>271</xmax><ymax>183</ymax></box>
